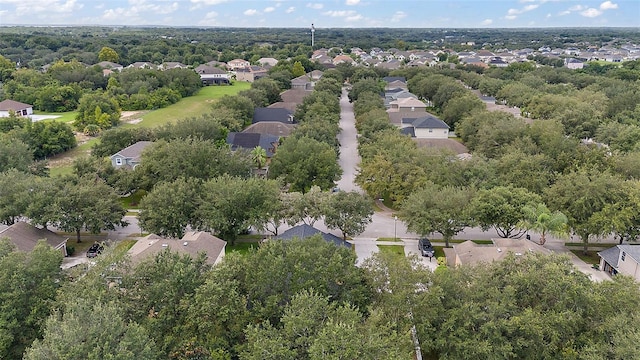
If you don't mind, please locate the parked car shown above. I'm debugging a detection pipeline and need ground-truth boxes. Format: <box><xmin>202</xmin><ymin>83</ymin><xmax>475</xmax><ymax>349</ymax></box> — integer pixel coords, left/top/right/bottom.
<box><xmin>86</xmin><ymin>243</ymin><xmax>104</xmax><ymax>258</ymax></box>
<box><xmin>418</xmin><ymin>238</ymin><xmax>434</xmax><ymax>258</ymax></box>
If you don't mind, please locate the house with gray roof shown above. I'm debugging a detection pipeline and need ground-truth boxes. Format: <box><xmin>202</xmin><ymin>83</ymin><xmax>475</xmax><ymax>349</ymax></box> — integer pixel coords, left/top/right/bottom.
<box><xmin>273</xmin><ymin>224</ymin><xmax>351</xmax><ymax>249</ymax></box>
<box><xmin>110</xmin><ymin>141</ymin><xmax>153</xmax><ymax>170</ymax></box>
<box><xmin>0</xmin><ymin>99</ymin><xmax>33</xmax><ymax>118</ymax></box>
<box><xmin>226</xmin><ymin>132</ymin><xmax>280</xmax><ymax>158</ymax></box>
<box><xmin>599</xmin><ymin>245</ymin><xmax>640</xmax><ymax>281</ymax></box>
<box><xmin>0</xmin><ymin>221</ymin><xmax>68</xmax><ymax>257</ymax></box>
<box><xmin>401</xmin><ymin>115</ymin><xmax>450</xmax><ymax>139</ymax></box>
<box><xmin>252</xmin><ymin>108</ymin><xmax>294</xmax><ymax>124</ymax></box>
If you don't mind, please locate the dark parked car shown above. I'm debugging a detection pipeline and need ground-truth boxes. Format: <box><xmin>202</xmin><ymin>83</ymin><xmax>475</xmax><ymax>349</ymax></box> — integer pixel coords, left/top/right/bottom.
<box><xmin>86</xmin><ymin>243</ymin><xmax>104</xmax><ymax>258</ymax></box>
<box><xmin>418</xmin><ymin>238</ymin><xmax>434</xmax><ymax>258</ymax></box>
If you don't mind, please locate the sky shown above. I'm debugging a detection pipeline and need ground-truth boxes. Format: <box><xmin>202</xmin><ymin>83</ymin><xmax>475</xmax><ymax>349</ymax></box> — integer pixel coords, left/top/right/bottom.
<box><xmin>0</xmin><ymin>0</ymin><xmax>638</xmax><ymax>28</ymax></box>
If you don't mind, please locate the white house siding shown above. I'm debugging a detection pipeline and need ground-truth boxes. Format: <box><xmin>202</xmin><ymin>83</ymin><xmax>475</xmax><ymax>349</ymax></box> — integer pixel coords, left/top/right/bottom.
<box><xmin>414</xmin><ymin>128</ymin><xmax>449</xmax><ymax>139</ymax></box>
<box><xmin>617</xmin><ymin>252</ymin><xmax>640</xmax><ymax>281</ymax></box>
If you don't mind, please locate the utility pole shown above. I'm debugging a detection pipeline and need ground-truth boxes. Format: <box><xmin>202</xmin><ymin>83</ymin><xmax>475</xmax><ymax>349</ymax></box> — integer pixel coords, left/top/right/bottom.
<box><xmin>311</xmin><ymin>23</ymin><xmax>315</xmax><ymax>48</ymax></box>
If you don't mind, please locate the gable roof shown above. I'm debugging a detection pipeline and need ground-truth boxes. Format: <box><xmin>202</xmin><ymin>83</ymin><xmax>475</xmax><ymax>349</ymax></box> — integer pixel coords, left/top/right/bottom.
<box><xmin>403</xmin><ymin>115</ymin><xmax>449</xmax><ymax>129</ymax></box>
<box><xmin>268</xmin><ymin>101</ymin><xmax>298</xmax><ymax>113</ymax></box>
<box><xmin>242</xmin><ymin>121</ymin><xmax>296</xmax><ymax>137</ymax></box>
<box><xmin>280</xmin><ymin>89</ymin><xmax>311</xmax><ymax>104</ymax></box>
<box><xmin>274</xmin><ymin>224</ymin><xmax>351</xmax><ymax>248</ymax></box>
<box><xmin>253</xmin><ymin>107</ymin><xmax>294</xmax><ymax>124</ymax></box>
<box><xmin>96</xmin><ymin>61</ymin><xmax>123</xmax><ymax>69</ymax></box>
<box><xmin>390</xmin><ymin>97</ymin><xmax>427</xmax><ymax>109</ymax></box>
<box><xmin>226</xmin><ymin>132</ymin><xmax>280</xmax><ymax>157</ymax></box>
<box><xmin>111</xmin><ymin>141</ymin><xmax>153</xmax><ymax>160</ymax></box>
<box><xmin>128</xmin><ymin>231</ymin><xmax>226</xmax><ymax>266</ymax></box>
<box><xmin>445</xmin><ymin>238</ymin><xmax>550</xmax><ymax>267</ymax></box>
<box><xmin>382</xmin><ymin>76</ymin><xmax>406</xmax><ymax>83</ymax></box>
<box><xmin>0</xmin><ymin>221</ymin><xmax>68</xmax><ymax>253</ymax></box>
<box><xmin>599</xmin><ymin>245</ymin><xmax>640</xmax><ymax>269</ymax></box>
<box><xmin>0</xmin><ymin>99</ymin><xmax>32</xmax><ymax>111</ymax></box>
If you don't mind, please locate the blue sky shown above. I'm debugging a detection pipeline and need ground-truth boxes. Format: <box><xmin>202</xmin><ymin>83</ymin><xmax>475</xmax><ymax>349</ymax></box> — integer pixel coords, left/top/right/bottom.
<box><xmin>0</xmin><ymin>0</ymin><xmax>638</xmax><ymax>28</ymax></box>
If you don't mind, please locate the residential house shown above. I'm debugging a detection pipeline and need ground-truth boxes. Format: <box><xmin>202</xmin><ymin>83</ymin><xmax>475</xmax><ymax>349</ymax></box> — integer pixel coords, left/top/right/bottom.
<box><xmin>443</xmin><ymin>238</ymin><xmax>550</xmax><ymax>267</ymax></box>
<box><xmin>0</xmin><ymin>221</ymin><xmax>68</xmax><ymax>257</ymax></box>
<box><xmin>382</xmin><ymin>76</ymin><xmax>406</xmax><ymax>84</ymax></box>
<box><xmin>332</xmin><ymin>55</ymin><xmax>356</xmax><ymax>66</ymax></box>
<box><xmin>564</xmin><ymin>58</ymin><xmax>584</xmax><ymax>70</ymax></box>
<box><xmin>195</xmin><ymin>65</ymin><xmax>230</xmax><ymax>85</ymax></box>
<box><xmin>128</xmin><ymin>232</ymin><xmax>226</xmax><ymax>266</ymax></box>
<box><xmin>0</xmin><ymin>99</ymin><xmax>33</xmax><ymax>117</ymax></box>
<box><xmin>226</xmin><ymin>58</ymin><xmax>250</xmax><ymax>70</ymax></box>
<box><xmin>388</xmin><ymin>97</ymin><xmax>427</xmax><ymax>113</ymax></box>
<box><xmin>159</xmin><ymin>62</ymin><xmax>188</xmax><ymax>70</ymax></box>
<box><xmin>598</xmin><ymin>245</ymin><xmax>640</xmax><ymax>281</ymax></box>
<box><xmin>401</xmin><ymin>114</ymin><xmax>450</xmax><ymax>139</ymax></box>
<box><xmin>280</xmin><ymin>88</ymin><xmax>312</xmax><ymax>105</ymax></box>
<box><xmin>235</xmin><ymin>66</ymin><xmax>268</xmax><ymax>82</ymax></box>
<box><xmin>253</xmin><ymin>108</ymin><xmax>295</xmax><ymax>124</ymax></box>
<box><xmin>126</xmin><ymin>62</ymin><xmax>155</xmax><ymax>69</ymax></box>
<box><xmin>273</xmin><ymin>224</ymin><xmax>351</xmax><ymax>249</ymax></box>
<box><xmin>95</xmin><ymin>61</ymin><xmax>124</xmax><ymax>71</ymax></box>
<box><xmin>242</xmin><ymin>121</ymin><xmax>296</xmax><ymax>138</ymax></box>
<box><xmin>257</xmin><ymin>57</ymin><xmax>279</xmax><ymax>67</ymax></box>
<box><xmin>226</xmin><ymin>132</ymin><xmax>280</xmax><ymax>157</ymax></box>
<box><xmin>291</xmin><ymin>74</ymin><xmax>317</xmax><ymax>91</ymax></box>
<box><xmin>110</xmin><ymin>141</ymin><xmax>153</xmax><ymax>170</ymax></box>
<box><xmin>488</xmin><ymin>58</ymin><xmax>509</xmax><ymax>68</ymax></box>
<box><xmin>385</xmin><ymin>80</ymin><xmax>408</xmax><ymax>91</ymax></box>
<box><xmin>476</xmin><ymin>49</ymin><xmax>495</xmax><ymax>62</ymax></box>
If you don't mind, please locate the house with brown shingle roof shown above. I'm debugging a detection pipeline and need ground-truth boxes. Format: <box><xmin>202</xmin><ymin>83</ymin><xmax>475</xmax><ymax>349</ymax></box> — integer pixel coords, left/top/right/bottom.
<box><xmin>0</xmin><ymin>99</ymin><xmax>33</xmax><ymax>117</ymax></box>
<box><xmin>443</xmin><ymin>238</ymin><xmax>550</xmax><ymax>267</ymax></box>
<box><xmin>0</xmin><ymin>221</ymin><xmax>68</xmax><ymax>257</ymax></box>
<box><xmin>110</xmin><ymin>141</ymin><xmax>153</xmax><ymax>170</ymax></box>
<box><xmin>128</xmin><ymin>232</ymin><xmax>226</xmax><ymax>266</ymax></box>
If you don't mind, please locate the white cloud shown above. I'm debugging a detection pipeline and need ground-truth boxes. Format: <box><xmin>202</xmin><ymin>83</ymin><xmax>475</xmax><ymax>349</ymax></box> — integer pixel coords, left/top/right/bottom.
<box><xmin>2</xmin><ymin>0</ymin><xmax>83</xmax><ymax>16</ymax></box>
<box><xmin>481</xmin><ymin>19</ymin><xmax>493</xmax><ymax>25</ymax></box>
<box><xmin>559</xmin><ymin>10</ymin><xmax>570</xmax><ymax>15</ymax></box>
<box><xmin>569</xmin><ymin>5</ymin><xmax>585</xmax><ymax>11</ymax></box>
<box><xmin>346</xmin><ymin>14</ymin><xmax>363</xmax><ymax>21</ymax></box>
<box><xmin>600</xmin><ymin>1</ymin><xmax>618</xmax><ymax>10</ymax></box>
<box><xmin>264</xmin><ymin>6</ymin><xmax>275</xmax><ymax>13</ymax></box>
<box><xmin>285</xmin><ymin>6</ymin><xmax>295</xmax><ymax>13</ymax></box>
<box><xmin>391</xmin><ymin>11</ymin><xmax>407</xmax><ymax>22</ymax></box>
<box><xmin>345</xmin><ymin>0</ymin><xmax>360</xmax><ymax>5</ymax></box>
<box><xmin>307</xmin><ymin>3</ymin><xmax>323</xmax><ymax>10</ymax></box>
<box><xmin>505</xmin><ymin>15</ymin><xmax>517</xmax><ymax>20</ymax></box>
<box><xmin>323</xmin><ymin>10</ymin><xmax>356</xmax><ymax>17</ymax></box>
<box><xmin>190</xmin><ymin>0</ymin><xmax>228</xmax><ymax>5</ymax></box>
<box><xmin>580</xmin><ymin>8</ymin><xmax>602</xmax><ymax>17</ymax></box>
<box><xmin>243</xmin><ymin>8</ymin><xmax>258</xmax><ymax>16</ymax></box>
<box><xmin>198</xmin><ymin>11</ymin><xmax>219</xmax><ymax>25</ymax></box>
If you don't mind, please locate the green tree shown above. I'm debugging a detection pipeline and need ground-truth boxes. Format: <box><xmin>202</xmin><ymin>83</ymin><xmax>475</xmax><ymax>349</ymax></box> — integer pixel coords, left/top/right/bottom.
<box><xmin>400</xmin><ymin>182</ymin><xmax>474</xmax><ymax>247</ymax></box>
<box><xmin>0</xmin><ymin>135</ymin><xmax>32</xmax><ymax>172</ymax></box>
<box><xmin>250</xmin><ymin>145</ymin><xmax>267</xmax><ymax>169</ymax></box>
<box><xmin>50</xmin><ymin>175</ymin><xmax>128</xmax><ymax>243</ymax></box>
<box><xmin>469</xmin><ymin>186</ymin><xmax>542</xmax><ymax>239</ymax></box>
<box><xmin>518</xmin><ymin>203</ymin><xmax>569</xmax><ymax>245</ymax></box>
<box><xmin>0</xmin><ymin>240</ymin><xmax>63</xmax><ymax>359</ymax></box>
<box><xmin>291</xmin><ymin>61</ymin><xmax>306</xmax><ymax>77</ymax></box>
<box><xmin>25</xmin><ymin>300</ymin><xmax>160</xmax><ymax>360</ymax></box>
<box><xmin>98</xmin><ymin>46</ymin><xmax>120</xmax><ymax>63</ymax></box>
<box><xmin>26</xmin><ymin>120</ymin><xmax>77</xmax><ymax>159</ymax></box>
<box><xmin>284</xmin><ymin>186</ymin><xmax>329</xmax><ymax>226</ymax></box>
<box><xmin>138</xmin><ymin>178</ymin><xmax>204</xmax><ymax>238</ymax></box>
<box><xmin>74</xmin><ymin>92</ymin><xmax>121</xmax><ymax>131</ymax></box>
<box><xmin>269</xmin><ymin>136</ymin><xmax>342</xmax><ymax>193</ymax></box>
<box><xmin>198</xmin><ymin>176</ymin><xmax>281</xmax><ymax>243</ymax></box>
<box><xmin>0</xmin><ymin>54</ymin><xmax>15</xmax><ymax>82</ymax></box>
<box><xmin>324</xmin><ymin>191</ymin><xmax>374</xmax><ymax>241</ymax></box>
<box><xmin>546</xmin><ymin>171</ymin><xmax>626</xmax><ymax>253</ymax></box>
<box><xmin>0</xmin><ymin>169</ymin><xmax>36</xmax><ymax>225</ymax></box>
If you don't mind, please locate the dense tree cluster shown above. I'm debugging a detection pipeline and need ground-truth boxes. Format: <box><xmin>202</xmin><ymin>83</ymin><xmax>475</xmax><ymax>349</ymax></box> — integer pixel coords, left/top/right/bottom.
<box><xmin>12</xmin><ymin>237</ymin><xmax>640</xmax><ymax>359</ymax></box>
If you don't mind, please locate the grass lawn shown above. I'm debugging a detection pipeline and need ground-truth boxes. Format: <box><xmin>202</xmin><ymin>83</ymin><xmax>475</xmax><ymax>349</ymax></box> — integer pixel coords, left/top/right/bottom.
<box><xmin>377</xmin><ymin>244</ymin><xmax>405</xmax><ymax>257</ymax></box>
<box><xmin>48</xmin><ymin>138</ymin><xmax>99</xmax><ymax>176</ymax></box>
<box><xmin>570</xmin><ymin>250</ymin><xmax>603</xmax><ymax>265</ymax></box>
<box><xmin>33</xmin><ymin>111</ymin><xmax>77</xmax><ymax>123</ymax></box>
<box><xmin>115</xmin><ymin>239</ymin><xmax>137</xmax><ymax>252</ymax></box>
<box><xmin>227</xmin><ymin>241</ymin><xmax>259</xmax><ymax>255</ymax></box>
<box><xmin>120</xmin><ymin>189</ymin><xmax>147</xmax><ymax>209</ymax></box>
<box><xmin>377</xmin><ymin>237</ymin><xmax>403</xmax><ymax>242</ymax></box>
<box><xmin>134</xmin><ymin>82</ymin><xmax>251</xmax><ymax>128</ymax></box>
<box><xmin>432</xmin><ymin>246</ymin><xmax>447</xmax><ymax>259</ymax></box>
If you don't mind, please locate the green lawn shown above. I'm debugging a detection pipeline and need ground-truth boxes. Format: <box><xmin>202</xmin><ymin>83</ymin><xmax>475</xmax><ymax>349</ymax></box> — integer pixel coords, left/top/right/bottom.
<box><xmin>227</xmin><ymin>241</ymin><xmax>259</xmax><ymax>255</ymax></box>
<box><xmin>33</xmin><ymin>111</ymin><xmax>77</xmax><ymax>123</ymax></box>
<box><xmin>133</xmin><ymin>81</ymin><xmax>251</xmax><ymax>128</ymax></box>
<box><xmin>570</xmin><ymin>250</ymin><xmax>603</xmax><ymax>265</ymax></box>
<box><xmin>120</xmin><ymin>189</ymin><xmax>147</xmax><ymax>209</ymax></box>
<box><xmin>377</xmin><ymin>237</ymin><xmax>403</xmax><ymax>242</ymax></box>
<box><xmin>377</xmin><ymin>244</ymin><xmax>405</xmax><ymax>257</ymax></box>
<box><xmin>47</xmin><ymin>81</ymin><xmax>251</xmax><ymax>174</ymax></box>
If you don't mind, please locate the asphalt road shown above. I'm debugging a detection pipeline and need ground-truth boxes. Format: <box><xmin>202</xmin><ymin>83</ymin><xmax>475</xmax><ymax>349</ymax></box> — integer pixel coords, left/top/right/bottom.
<box><xmin>335</xmin><ymin>89</ymin><xmax>363</xmax><ymax>193</ymax></box>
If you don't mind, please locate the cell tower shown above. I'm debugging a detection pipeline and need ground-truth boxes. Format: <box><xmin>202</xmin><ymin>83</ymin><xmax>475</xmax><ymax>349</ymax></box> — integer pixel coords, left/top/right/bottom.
<box><xmin>311</xmin><ymin>23</ymin><xmax>315</xmax><ymax>48</ymax></box>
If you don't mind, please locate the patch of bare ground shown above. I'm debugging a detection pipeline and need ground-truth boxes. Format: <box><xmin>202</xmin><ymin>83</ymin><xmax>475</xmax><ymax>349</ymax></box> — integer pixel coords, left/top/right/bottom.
<box><xmin>413</xmin><ymin>138</ymin><xmax>469</xmax><ymax>154</ymax></box>
<box><xmin>47</xmin><ymin>132</ymin><xmax>94</xmax><ymax>167</ymax></box>
<box><xmin>121</xmin><ymin>110</ymin><xmax>147</xmax><ymax>124</ymax></box>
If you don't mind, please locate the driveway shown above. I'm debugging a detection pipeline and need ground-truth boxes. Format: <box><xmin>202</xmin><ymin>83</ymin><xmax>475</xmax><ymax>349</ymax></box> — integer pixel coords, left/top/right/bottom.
<box><xmin>336</xmin><ymin>89</ymin><xmax>363</xmax><ymax>193</ymax></box>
